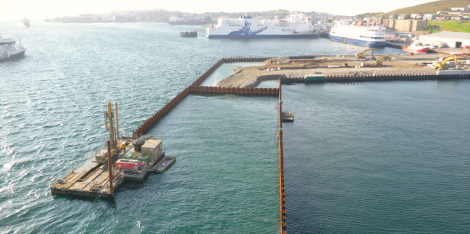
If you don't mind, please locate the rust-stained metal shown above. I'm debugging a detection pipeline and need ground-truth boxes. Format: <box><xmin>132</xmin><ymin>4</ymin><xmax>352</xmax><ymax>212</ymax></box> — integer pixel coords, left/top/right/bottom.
<box><xmin>107</xmin><ymin>141</ymin><xmax>114</xmax><ymax>197</ymax></box>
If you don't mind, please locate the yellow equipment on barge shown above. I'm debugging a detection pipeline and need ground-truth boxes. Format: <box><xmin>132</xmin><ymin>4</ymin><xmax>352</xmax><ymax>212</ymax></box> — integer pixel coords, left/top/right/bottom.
<box><xmin>50</xmin><ymin>102</ymin><xmax>175</xmax><ymax>199</ymax></box>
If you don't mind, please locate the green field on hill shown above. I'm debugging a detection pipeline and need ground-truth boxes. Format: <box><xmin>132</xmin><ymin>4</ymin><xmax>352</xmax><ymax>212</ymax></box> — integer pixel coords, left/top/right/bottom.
<box><xmin>387</xmin><ymin>0</ymin><xmax>469</xmax><ymax>15</ymax></box>
<box><xmin>428</xmin><ymin>21</ymin><xmax>470</xmax><ymax>33</ymax></box>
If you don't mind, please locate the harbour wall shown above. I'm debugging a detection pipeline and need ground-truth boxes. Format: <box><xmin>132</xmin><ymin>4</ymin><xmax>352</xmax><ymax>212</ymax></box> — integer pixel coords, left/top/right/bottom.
<box><xmin>189</xmin><ymin>85</ymin><xmax>278</xmax><ymax>96</ymax></box>
<box><xmin>278</xmin><ymin>80</ymin><xmax>287</xmax><ymax>234</ymax></box>
<box><xmin>135</xmin><ymin>57</ymin><xmax>277</xmax><ymax>137</ymax></box>
<box><xmin>283</xmin><ymin>73</ymin><xmax>470</xmax><ymax>84</ymax></box>
<box><xmin>133</xmin><ymin>56</ymin><xmax>470</xmax><ymax>232</ymax></box>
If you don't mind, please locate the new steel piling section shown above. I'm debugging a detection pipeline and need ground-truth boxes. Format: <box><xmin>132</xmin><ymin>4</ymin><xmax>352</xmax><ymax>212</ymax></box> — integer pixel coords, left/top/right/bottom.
<box><xmin>189</xmin><ymin>85</ymin><xmax>278</xmax><ymax>96</ymax></box>
<box><xmin>135</xmin><ymin>57</ymin><xmax>279</xmax><ymax>137</ymax></box>
<box><xmin>282</xmin><ymin>73</ymin><xmax>470</xmax><ymax>84</ymax></box>
<box><xmin>278</xmin><ymin>80</ymin><xmax>287</xmax><ymax>234</ymax></box>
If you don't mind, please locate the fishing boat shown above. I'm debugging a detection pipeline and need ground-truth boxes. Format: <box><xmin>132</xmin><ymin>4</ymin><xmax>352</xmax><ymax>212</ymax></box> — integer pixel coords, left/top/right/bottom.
<box><xmin>402</xmin><ymin>41</ymin><xmax>429</xmax><ymax>54</ymax></box>
<box><xmin>0</xmin><ymin>35</ymin><xmax>26</xmax><ymax>62</ymax></box>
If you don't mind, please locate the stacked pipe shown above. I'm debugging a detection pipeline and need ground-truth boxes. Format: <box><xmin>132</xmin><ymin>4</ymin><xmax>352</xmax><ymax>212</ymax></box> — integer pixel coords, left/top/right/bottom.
<box><xmin>278</xmin><ymin>79</ymin><xmax>287</xmax><ymax>234</ymax></box>
<box><xmin>188</xmin><ymin>85</ymin><xmax>279</xmax><ymax>96</ymax></box>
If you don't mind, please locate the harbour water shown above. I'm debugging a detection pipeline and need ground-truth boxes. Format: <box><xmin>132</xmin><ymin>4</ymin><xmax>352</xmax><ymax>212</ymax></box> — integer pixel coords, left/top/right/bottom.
<box><xmin>282</xmin><ymin>81</ymin><xmax>470</xmax><ymax>233</ymax></box>
<box><xmin>1</xmin><ymin>21</ymin><xmax>469</xmax><ymax>233</ymax></box>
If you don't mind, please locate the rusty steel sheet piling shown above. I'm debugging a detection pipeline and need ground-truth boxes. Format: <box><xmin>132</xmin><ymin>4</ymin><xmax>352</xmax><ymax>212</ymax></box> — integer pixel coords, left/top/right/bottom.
<box><xmin>278</xmin><ymin>79</ymin><xmax>287</xmax><ymax>234</ymax></box>
<box><xmin>132</xmin><ymin>56</ymin><xmax>469</xmax><ymax>231</ymax></box>
<box><xmin>188</xmin><ymin>85</ymin><xmax>279</xmax><ymax>96</ymax></box>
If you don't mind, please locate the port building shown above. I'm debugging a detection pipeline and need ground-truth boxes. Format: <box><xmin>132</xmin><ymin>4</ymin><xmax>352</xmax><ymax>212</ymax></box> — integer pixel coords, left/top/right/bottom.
<box><xmin>419</xmin><ymin>32</ymin><xmax>470</xmax><ymax>48</ymax></box>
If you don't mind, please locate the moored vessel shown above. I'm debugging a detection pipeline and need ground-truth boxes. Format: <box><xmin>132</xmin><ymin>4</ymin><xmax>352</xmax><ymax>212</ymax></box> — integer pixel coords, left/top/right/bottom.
<box><xmin>0</xmin><ymin>35</ymin><xmax>26</xmax><ymax>62</ymax></box>
<box><xmin>206</xmin><ymin>12</ymin><xmax>318</xmax><ymax>38</ymax></box>
<box><xmin>330</xmin><ymin>21</ymin><xmax>386</xmax><ymax>47</ymax></box>
<box><xmin>402</xmin><ymin>41</ymin><xmax>429</xmax><ymax>54</ymax></box>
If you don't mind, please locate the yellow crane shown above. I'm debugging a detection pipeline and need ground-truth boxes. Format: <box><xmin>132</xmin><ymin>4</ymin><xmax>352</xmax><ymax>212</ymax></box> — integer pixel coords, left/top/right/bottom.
<box><xmin>356</xmin><ymin>49</ymin><xmax>374</xmax><ymax>59</ymax></box>
<box><xmin>433</xmin><ymin>55</ymin><xmax>458</xmax><ymax>69</ymax></box>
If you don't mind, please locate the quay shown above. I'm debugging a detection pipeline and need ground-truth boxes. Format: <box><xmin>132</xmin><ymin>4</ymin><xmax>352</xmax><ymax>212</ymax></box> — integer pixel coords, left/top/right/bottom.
<box><xmin>216</xmin><ymin>53</ymin><xmax>470</xmax><ymax>88</ymax></box>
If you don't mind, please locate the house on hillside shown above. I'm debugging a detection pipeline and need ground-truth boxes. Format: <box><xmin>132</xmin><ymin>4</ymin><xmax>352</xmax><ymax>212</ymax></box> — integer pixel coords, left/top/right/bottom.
<box><xmin>423</xmin><ymin>14</ymin><xmax>435</xmax><ymax>20</ymax></box>
<box><xmin>449</xmin><ymin>10</ymin><xmax>464</xmax><ymax>15</ymax></box>
<box><xmin>398</xmin><ymin>14</ymin><xmax>406</xmax><ymax>20</ymax></box>
<box><xmin>450</xmin><ymin>7</ymin><xmax>467</xmax><ymax>11</ymax></box>
<box><xmin>411</xmin><ymin>12</ymin><xmax>423</xmax><ymax>19</ymax></box>
<box><xmin>436</xmin><ymin>11</ymin><xmax>444</xmax><ymax>15</ymax></box>
<box><xmin>451</xmin><ymin>16</ymin><xmax>463</xmax><ymax>21</ymax></box>
<box><xmin>462</xmin><ymin>11</ymin><xmax>470</xmax><ymax>15</ymax></box>
<box><xmin>389</xmin><ymin>14</ymin><xmax>397</xmax><ymax>20</ymax></box>
<box><xmin>436</xmin><ymin>15</ymin><xmax>449</xmax><ymax>21</ymax></box>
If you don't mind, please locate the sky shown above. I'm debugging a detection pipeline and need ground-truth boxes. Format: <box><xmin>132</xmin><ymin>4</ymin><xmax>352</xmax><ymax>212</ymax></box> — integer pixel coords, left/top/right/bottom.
<box><xmin>1</xmin><ymin>0</ymin><xmax>437</xmax><ymax>20</ymax></box>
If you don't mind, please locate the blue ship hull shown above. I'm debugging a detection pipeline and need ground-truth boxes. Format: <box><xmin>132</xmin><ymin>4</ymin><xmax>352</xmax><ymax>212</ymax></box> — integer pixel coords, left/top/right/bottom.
<box><xmin>207</xmin><ymin>34</ymin><xmax>319</xmax><ymax>38</ymax></box>
<box><xmin>330</xmin><ymin>35</ymin><xmax>385</xmax><ymax>48</ymax></box>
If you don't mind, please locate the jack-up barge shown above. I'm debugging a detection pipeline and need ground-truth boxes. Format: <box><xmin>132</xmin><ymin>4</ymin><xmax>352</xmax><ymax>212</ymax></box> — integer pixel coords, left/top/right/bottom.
<box><xmin>50</xmin><ymin>102</ymin><xmax>175</xmax><ymax>199</ymax></box>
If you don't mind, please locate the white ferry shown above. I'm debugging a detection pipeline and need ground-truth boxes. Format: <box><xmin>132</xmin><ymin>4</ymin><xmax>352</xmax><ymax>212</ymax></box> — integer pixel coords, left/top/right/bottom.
<box><xmin>330</xmin><ymin>21</ymin><xmax>386</xmax><ymax>47</ymax></box>
<box><xmin>206</xmin><ymin>13</ymin><xmax>318</xmax><ymax>38</ymax></box>
<box><xmin>0</xmin><ymin>35</ymin><xmax>26</xmax><ymax>62</ymax></box>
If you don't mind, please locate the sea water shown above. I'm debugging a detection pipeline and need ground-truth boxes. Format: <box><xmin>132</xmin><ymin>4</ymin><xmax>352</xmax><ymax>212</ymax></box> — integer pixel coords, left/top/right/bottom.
<box><xmin>2</xmin><ymin>21</ymin><xmax>469</xmax><ymax>233</ymax></box>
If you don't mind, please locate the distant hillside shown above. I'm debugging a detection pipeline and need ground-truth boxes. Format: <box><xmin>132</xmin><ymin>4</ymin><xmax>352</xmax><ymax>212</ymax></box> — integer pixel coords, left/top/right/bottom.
<box><xmin>387</xmin><ymin>0</ymin><xmax>469</xmax><ymax>15</ymax></box>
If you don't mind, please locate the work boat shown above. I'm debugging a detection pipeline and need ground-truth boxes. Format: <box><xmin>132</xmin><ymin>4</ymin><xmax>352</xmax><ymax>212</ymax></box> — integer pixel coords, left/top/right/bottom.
<box><xmin>206</xmin><ymin>12</ymin><xmax>319</xmax><ymax>38</ymax></box>
<box><xmin>0</xmin><ymin>35</ymin><xmax>26</xmax><ymax>62</ymax></box>
<box><xmin>330</xmin><ymin>21</ymin><xmax>386</xmax><ymax>47</ymax></box>
<box><xmin>21</xmin><ymin>17</ymin><xmax>30</xmax><ymax>28</ymax></box>
<box><xmin>403</xmin><ymin>41</ymin><xmax>429</xmax><ymax>54</ymax></box>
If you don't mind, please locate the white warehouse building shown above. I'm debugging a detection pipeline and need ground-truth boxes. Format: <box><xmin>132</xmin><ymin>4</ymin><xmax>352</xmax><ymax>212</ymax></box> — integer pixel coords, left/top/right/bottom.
<box><xmin>419</xmin><ymin>31</ymin><xmax>470</xmax><ymax>48</ymax></box>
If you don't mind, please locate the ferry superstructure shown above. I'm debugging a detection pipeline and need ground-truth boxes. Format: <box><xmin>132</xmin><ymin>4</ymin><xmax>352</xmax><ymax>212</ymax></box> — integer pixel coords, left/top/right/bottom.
<box><xmin>206</xmin><ymin>13</ymin><xmax>318</xmax><ymax>38</ymax></box>
<box><xmin>330</xmin><ymin>21</ymin><xmax>386</xmax><ymax>47</ymax></box>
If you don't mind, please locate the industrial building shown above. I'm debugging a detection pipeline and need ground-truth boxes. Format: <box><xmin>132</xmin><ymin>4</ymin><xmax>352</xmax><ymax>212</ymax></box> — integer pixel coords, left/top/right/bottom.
<box><xmin>382</xmin><ymin>19</ymin><xmax>428</xmax><ymax>32</ymax></box>
<box><xmin>419</xmin><ymin>32</ymin><xmax>470</xmax><ymax>48</ymax></box>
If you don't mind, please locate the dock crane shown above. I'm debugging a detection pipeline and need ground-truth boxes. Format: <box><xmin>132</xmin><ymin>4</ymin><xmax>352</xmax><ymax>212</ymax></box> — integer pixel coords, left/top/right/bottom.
<box><xmin>433</xmin><ymin>55</ymin><xmax>458</xmax><ymax>69</ymax></box>
<box><xmin>356</xmin><ymin>49</ymin><xmax>374</xmax><ymax>59</ymax></box>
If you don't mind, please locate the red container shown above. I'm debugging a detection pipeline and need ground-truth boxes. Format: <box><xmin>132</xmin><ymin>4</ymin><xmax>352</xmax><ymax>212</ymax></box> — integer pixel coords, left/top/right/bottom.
<box><xmin>115</xmin><ymin>159</ymin><xmax>140</xmax><ymax>170</ymax></box>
